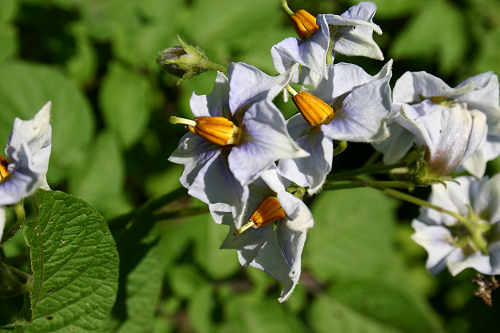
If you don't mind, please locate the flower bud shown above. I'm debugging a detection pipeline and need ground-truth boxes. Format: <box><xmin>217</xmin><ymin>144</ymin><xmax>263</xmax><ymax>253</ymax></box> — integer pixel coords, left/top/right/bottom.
<box><xmin>157</xmin><ymin>36</ymin><xmax>224</xmax><ymax>82</ymax></box>
<box><xmin>291</xmin><ymin>9</ymin><xmax>319</xmax><ymax>40</ymax></box>
<box><xmin>235</xmin><ymin>196</ymin><xmax>286</xmax><ymax>234</ymax></box>
<box><xmin>0</xmin><ymin>155</ymin><xmax>9</xmax><ymax>182</ymax></box>
<box><xmin>292</xmin><ymin>91</ymin><xmax>335</xmax><ymax>127</ymax></box>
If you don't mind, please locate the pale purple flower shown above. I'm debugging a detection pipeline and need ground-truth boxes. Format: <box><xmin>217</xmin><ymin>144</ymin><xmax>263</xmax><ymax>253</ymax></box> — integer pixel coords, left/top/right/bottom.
<box><xmin>219</xmin><ymin>169</ymin><xmax>313</xmax><ymax>302</ymax></box>
<box><xmin>412</xmin><ymin>175</ymin><xmax>500</xmax><ymax>276</ymax></box>
<box><xmin>169</xmin><ymin>63</ymin><xmax>308</xmax><ymax>214</ymax></box>
<box><xmin>278</xmin><ymin>60</ymin><xmax>392</xmax><ymax>192</ymax></box>
<box><xmin>0</xmin><ymin>102</ymin><xmax>52</xmax><ymax>207</ymax></box>
<box><xmin>375</xmin><ymin>71</ymin><xmax>497</xmax><ymax>177</ymax></box>
<box><xmin>272</xmin><ymin>2</ymin><xmax>383</xmax><ymax>86</ymax></box>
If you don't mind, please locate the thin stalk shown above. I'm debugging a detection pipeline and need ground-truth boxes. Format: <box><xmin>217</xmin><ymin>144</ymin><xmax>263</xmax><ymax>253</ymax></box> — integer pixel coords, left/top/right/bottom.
<box><xmin>324</xmin><ymin>179</ymin><xmax>414</xmax><ymax>191</ymax></box>
<box><xmin>328</xmin><ymin>162</ymin><xmax>407</xmax><ymax>180</ymax></box>
<box><xmin>382</xmin><ymin>188</ymin><xmax>467</xmax><ymax>224</ymax></box>
<box><xmin>281</xmin><ymin>0</ymin><xmax>295</xmax><ymax>16</ymax></box>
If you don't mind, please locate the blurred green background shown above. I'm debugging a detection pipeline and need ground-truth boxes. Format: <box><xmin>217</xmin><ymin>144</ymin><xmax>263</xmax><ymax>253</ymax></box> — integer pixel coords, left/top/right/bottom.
<box><xmin>1</xmin><ymin>0</ymin><xmax>500</xmax><ymax>332</ymax></box>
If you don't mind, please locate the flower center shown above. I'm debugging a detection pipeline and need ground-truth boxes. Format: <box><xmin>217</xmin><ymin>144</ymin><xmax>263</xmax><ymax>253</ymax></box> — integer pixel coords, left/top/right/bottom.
<box><xmin>235</xmin><ymin>196</ymin><xmax>286</xmax><ymax>235</ymax></box>
<box><xmin>0</xmin><ymin>155</ymin><xmax>10</xmax><ymax>183</ymax></box>
<box><xmin>292</xmin><ymin>90</ymin><xmax>335</xmax><ymax>127</ymax></box>
<box><xmin>170</xmin><ymin>116</ymin><xmax>242</xmax><ymax>146</ymax></box>
<box><xmin>290</xmin><ymin>9</ymin><xmax>319</xmax><ymax>40</ymax></box>
<box><xmin>429</xmin><ymin>96</ymin><xmax>453</xmax><ymax>107</ymax></box>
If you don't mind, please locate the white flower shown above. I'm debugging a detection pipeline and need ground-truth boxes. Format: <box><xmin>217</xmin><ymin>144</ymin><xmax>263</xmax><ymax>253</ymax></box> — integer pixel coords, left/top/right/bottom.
<box><xmin>376</xmin><ymin>71</ymin><xmax>499</xmax><ymax>177</ymax></box>
<box><xmin>0</xmin><ymin>207</ymin><xmax>5</xmax><ymax>242</ymax></box>
<box><xmin>0</xmin><ymin>102</ymin><xmax>52</xmax><ymax>206</ymax></box>
<box><xmin>219</xmin><ymin>169</ymin><xmax>313</xmax><ymax>302</ymax></box>
<box><xmin>412</xmin><ymin>175</ymin><xmax>500</xmax><ymax>276</ymax></box>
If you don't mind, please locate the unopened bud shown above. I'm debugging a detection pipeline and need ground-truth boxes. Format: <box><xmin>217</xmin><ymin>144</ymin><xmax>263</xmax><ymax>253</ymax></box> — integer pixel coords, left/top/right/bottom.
<box><xmin>0</xmin><ymin>155</ymin><xmax>10</xmax><ymax>182</ymax></box>
<box><xmin>235</xmin><ymin>196</ymin><xmax>286</xmax><ymax>235</ymax></box>
<box><xmin>170</xmin><ymin>116</ymin><xmax>242</xmax><ymax>146</ymax></box>
<box><xmin>157</xmin><ymin>36</ymin><xmax>225</xmax><ymax>83</ymax></box>
<box><xmin>293</xmin><ymin>91</ymin><xmax>335</xmax><ymax>127</ymax></box>
<box><xmin>291</xmin><ymin>9</ymin><xmax>319</xmax><ymax>40</ymax></box>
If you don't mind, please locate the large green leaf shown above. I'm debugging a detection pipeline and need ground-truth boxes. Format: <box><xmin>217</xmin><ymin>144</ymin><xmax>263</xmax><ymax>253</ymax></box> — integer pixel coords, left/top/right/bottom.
<box><xmin>0</xmin><ymin>62</ymin><xmax>95</xmax><ymax>182</ymax></box>
<box><xmin>115</xmin><ymin>242</ymin><xmax>164</xmax><ymax>333</ymax></box>
<box><xmin>99</xmin><ymin>62</ymin><xmax>154</xmax><ymax>148</ymax></box>
<box><xmin>330</xmin><ymin>279</ymin><xmax>444</xmax><ymax>333</ymax></box>
<box><xmin>309</xmin><ymin>295</ymin><xmax>401</xmax><ymax>333</ymax></box>
<box><xmin>25</xmin><ymin>190</ymin><xmax>119</xmax><ymax>332</ymax></box>
<box><xmin>68</xmin><ymin>132</ymin><xmax>131</xmax><ymax>218</ymax></box>
<box><xmin>390</xmin><ymin>0</ymin><xmax>467</xmax><ymax>74</ymax></box>
<box><xmin>305</xmin><ymin>188</ymin><xmax>397</xmax><ymax>281</ymax></box>
<box><xmin>0</xmin><ymin>24</ymin><xmax>17</xmax><ymax>63</ymax></box>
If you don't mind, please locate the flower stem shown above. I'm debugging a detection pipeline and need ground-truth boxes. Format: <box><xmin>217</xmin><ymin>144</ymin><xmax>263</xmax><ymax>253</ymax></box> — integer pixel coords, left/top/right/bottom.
<box><xmin>333</xmin><ymin>141</ymin><xmax>348</xmax><ymax>156</ymax></box>
<box><xmin>328</xmin><ymin>162</ymin><xmax>407</xmax><ymax>180</ymax></box>
<box><xmin>381</xmin><ymin>188</ymin><xmax>467</xmax><ymax>224</ymax></box>
<box><xmin>1</xmin><ymin>201</ymin><xmax>25</xmax><ymax>244</ymax></box>
<box><xmin>285</xmin><ymin>84</ymin><xmax>298</xmax><ymax>96</ymax></box>
<box><xmin>281</xmin><ymin>0</ymin><xmax>295</xmax><ymax>16</ymax></box>
<box><xmin>324</xmin><ymin>179</ymin><xmax>414</xmax><ymax>191</ymax></box>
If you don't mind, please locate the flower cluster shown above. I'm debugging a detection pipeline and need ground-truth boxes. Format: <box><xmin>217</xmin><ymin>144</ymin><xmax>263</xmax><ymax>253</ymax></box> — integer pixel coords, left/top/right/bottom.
<box><xmin>0</xmin><ymin>102</ymin><xmax>52</xmax><ymax>242</ymax></box>
<box><xmin>167</xmin><ymin>1</ymin><xmax>500</xmax><ymax>301</ymax></box>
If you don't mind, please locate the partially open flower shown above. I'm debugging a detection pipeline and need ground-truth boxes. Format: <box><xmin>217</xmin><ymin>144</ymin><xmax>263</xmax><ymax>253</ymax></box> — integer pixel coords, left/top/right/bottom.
<box><xmin>220</xmin><ymin>169</ymin><xmax>314</xmax><ymax>302</ymax></box>
<box><xmin>290</xmin><ymin>9</ymin><xmax>319</xmax><ymax>40</ymax></box>
<box><xmin>412</xmin><ymin>175</ymin><xmax>500</xmax><ymax>276</ymax></box>
<box><xmin>169</xmin><ymin>62</ymin><xmax>308</xmax><ymax>211</ymax></box>
<box><xmin>0</xmin><ymin>101</ymin><xmax>52</xmax><ymax>207</ymax></box>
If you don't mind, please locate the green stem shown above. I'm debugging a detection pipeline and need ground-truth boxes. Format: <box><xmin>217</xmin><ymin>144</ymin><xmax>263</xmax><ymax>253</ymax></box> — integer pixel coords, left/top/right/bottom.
<box><xmin>281</xmin><ymin>0</ymin><xmax>294</xmax><ymax>16</ymax></box>
<box><xmin>363</xmin><ymin>151</ymin><xmax>381</xmax><ymax>167</ymax></box>
<box><xmin>326</xmin><ymin>29</ymin><xmax>335</xmax><ymax>65</ymax></box>
<box><xmin>328</xmin><ymin>162</ymin><xmax>407</xmax><ymax>180</ymax></box>
<box><xmin>204</xmin><ymin>61</ymin><xmax>227</xmax><ymax>74</ymax></box>
<box><xmin>333</xmin><ymin>141</ymin><xmax>348</xmax><ymax>156</ymax></box>
<box><xmin>108</xmin><ymin>187</ymin><xmax>187</xmax><ymax>229</ymax></box>
<box><xmin>324</xmin><ymin>179</ymin><xmax>414</xmax><ymax>191</ymax></box>
<box><xmin>382</xmin><ymin>188</ymin><xmax>467</xmax><ymax>224</ymax></box>
<box><xmin>1</xmin><ymin>201</ymin><xmax>25</xmax><ymax>244</ymax></box>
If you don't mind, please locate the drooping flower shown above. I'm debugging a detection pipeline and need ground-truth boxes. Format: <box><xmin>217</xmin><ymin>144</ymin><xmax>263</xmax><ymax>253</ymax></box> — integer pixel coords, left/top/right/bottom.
<box><xmin>169</xmin><ymin>62</ymin><xmax>308</xmax><ymax>214</ymax></box>
<box><xmin>412</xmin><ymin>175</ymin><xmax>500</xmax><ymax>276</ymax></box>
<box><xmin>0</xmin><ymin>102</ymin><xmax>52</xmax><ymax>207</ymax></box>
<box><xmin>219</xmin><ymin>168</ymin><xmax>314</xmax><ymax>302</ymax></box>
<box><xmin>375</xmin><ymin>71</ymin><xmax>497</xmax><ymax>177</ymax></box>
<box><xmin>272</xmin><ymin>1</ymin><xmax>383</xmax><ymax>86</ymax></box>
<box><xmin>278</xmin><ymin>60</ymin><xmax>392</xmax><ymax>193</ymax></box>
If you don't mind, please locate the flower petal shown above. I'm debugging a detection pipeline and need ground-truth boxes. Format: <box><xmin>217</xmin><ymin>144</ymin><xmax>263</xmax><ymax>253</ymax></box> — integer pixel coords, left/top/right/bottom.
<box><xmin>323</xmin><ymin>1</ymin><xmax>383</xmax><ymax>60</ymax></box>
<box><xmin>189</xmin><ymin>71</ymin><xmax>229</xmax><ymax>117</ymax></box>
<box><xmin>411</xmin><ymin>220</ymin><xmax>456</xmax><ymax>274</ymax></box>
<box><xmin>321</xmin><ymin>64</ymin><xmax>391</xmax><ymax>142</ymax></box>
<box><xmin>278</xmin><ymin>114</ymin><xmax>333</xmax><ymax>193</ymax></box>
<box><xmin>0</xmin><ymin>207</ymin><xmax>5</xmax><ymax>242</ymax></box>
<box><xmin>228</xmin><ymin>101</ymin><xmax>308</xmax><ymax>186</ymax></box>
<box><xmin>228</xmin><ymin>62</ymin><xmax>297</xmax><ymax>115</ymax></box>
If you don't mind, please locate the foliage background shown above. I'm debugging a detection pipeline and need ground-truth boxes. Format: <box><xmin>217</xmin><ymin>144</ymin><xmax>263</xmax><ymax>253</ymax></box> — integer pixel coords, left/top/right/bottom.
<box><xmin>0</xmin><ymin>0</ymin><xmax>499</xmax><ymax>332</ymax></box>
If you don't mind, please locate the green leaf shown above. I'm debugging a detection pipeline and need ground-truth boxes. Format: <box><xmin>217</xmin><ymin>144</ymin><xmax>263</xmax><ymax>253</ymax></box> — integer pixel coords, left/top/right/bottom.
<box><xmin>0</xmin><ymin>24</ymin><xmax>17</xmax><ymax>63</ymax></box>
<box><xmin>218</xmin><ymin>294</ymin><xmax>307</xmax><ymax>333</ymax></box>
<box><xmin>330</xmin><ymin>279</ymin><xmax>444</xmax><ymax>333</ymax></box>
<box><xmin>305</xmin><ymin>188</ymin><xmax>397</xmax><ymax>280</ymax></box>
<box><xmin>474</xmin><ymin>29</ymin><xmax>500</xmax><ymax>77</ymax></box>
<box><xmin>0</xmin><ymin>62</ymin><xmax>95</xmax><ymax>183</ymax></box>
<box><xmin>308</xmin><ymin>295</ymin><xmax>401</xmax><ymax>333</ymax></box>
<box><xmin>65</xmin><ymin>23</ymin><xmax>97</xmax><ymax>86</ymax></box>
<box><xmin>99</xmin><ymin>62</ymin><xmax>154</xmax><ymax>148</ymax></box>
<box><xmin>168</xmin><ymin>265</ymin><xmax>207</xmax><ymax>299</ymax></box>
<box><xmin>0</xmin><ymin>0</ymin><xmax>17</xmax><ymax>22</ymax></box>
<box><xmin>390</xmin><ymin>0</ymin><xmax>467</xmax><ymax>74</ymax></box>
<box><xmin>187</xmin><ymin>285</ymin><xmax>214</xmax><ymax>333</ymax></box>
<box><xmin>191</xmin><ymin>214</ymin><xmax>241</xmax><ymax>279</ymax></box>
<box><xmin>115</xmin><ymin>242</ymin><xmax>164</xmax><ymax>333</ymax></box>
<box><xmin>68</xmin><ymin>132</ymin><xmax>131</xmax><ymax>218</ymax></box>
<box><xmin>25</xmin><ymin>190</ymin><xmax>119</xmax><ymax>332</ymax></box>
